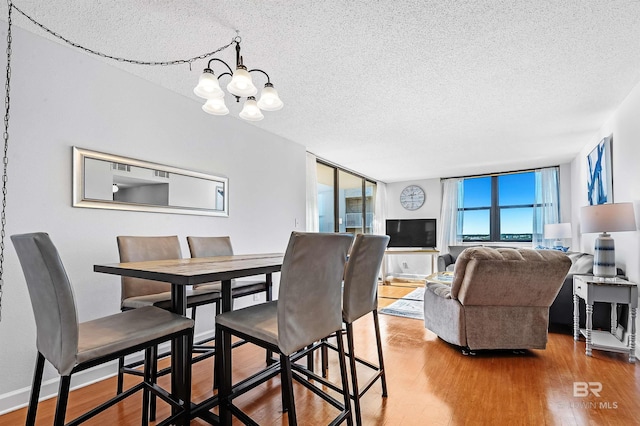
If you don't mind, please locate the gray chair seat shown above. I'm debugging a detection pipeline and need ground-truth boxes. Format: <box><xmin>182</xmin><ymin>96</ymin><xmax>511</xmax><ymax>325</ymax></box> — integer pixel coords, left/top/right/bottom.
<box><xmin>121</xmin><ymin>286</ymin><xmax>221</xmax><ymax>310</ymax></box>
<box><xmin>215</xmin><ymin>301</ymin><xmax>278</xmax><ymax>347</ymax></box>
<box><xmin>197</xmin><ymin>279</ymin><xmax>268</xmax><ymax>297</ymax></box>
<box><xmin>77</xmin><ymin>306</ymin><xmax>193</xmax><ymax>365</ymax></box>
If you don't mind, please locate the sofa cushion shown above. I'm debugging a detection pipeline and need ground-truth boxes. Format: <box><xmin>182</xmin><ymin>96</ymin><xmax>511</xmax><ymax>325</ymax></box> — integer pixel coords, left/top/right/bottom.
<box><xmin>566</xmin><ymin>252</ymin><xmax>594</xmax><ymax>275</ymax></box>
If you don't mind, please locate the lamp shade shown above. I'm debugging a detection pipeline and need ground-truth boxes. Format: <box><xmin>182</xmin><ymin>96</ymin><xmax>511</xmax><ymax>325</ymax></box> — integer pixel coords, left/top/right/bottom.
<box><xmin>580</xmin><ymin>203</ymin><xmax>636</xmax><ymax>233</ymax></box>
<box><xmin>239</xmin><ymin>97</ymin><xmax>264</xmax><ymax>121</ymax></box>
<box><xmin>202</xmin><ymin>97</ymin><xmax>229</xmax><ymax>116</ymax></box>
<box><xmin>257</xmin><ymin>84</ymin><xmax>283</xmax><ymax>111</ymax></box>
<box><xmin>193</xmin><ymin>69</ymin><xmax>224</xmax><ymax>99</ymax></box>
<box><xmin>226</xmin><ymin>67</ymin><xmax>258</xmax><ymax>97</ymax></box>
<box><xmin>544</xmin><ymin>223</ymin><xmax>572</xmax><ymax>239</ymax></box>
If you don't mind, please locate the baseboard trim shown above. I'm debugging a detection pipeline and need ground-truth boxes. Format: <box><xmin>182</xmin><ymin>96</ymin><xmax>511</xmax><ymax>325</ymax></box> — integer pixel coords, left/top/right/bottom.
<box><xmin>0</xmin><ymin>329</ymin><xmax>216</xmax><ymax>415</ymax></box>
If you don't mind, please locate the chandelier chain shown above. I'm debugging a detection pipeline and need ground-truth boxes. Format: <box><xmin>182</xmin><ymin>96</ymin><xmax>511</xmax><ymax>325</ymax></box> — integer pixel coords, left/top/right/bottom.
<box><xmin>0</xmin><ymin>1</ymin><xmax>13</xmax><ymax>322</ymax></box>
<box><xmin>10</xmin><ymin>3</ymin><xmax>234</xmax><ymax>67</ymax></box>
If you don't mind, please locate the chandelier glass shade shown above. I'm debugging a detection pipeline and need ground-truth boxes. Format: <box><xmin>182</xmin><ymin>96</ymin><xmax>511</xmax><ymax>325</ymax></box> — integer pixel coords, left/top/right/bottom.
<box><xmin>239</xmin><ymin>97</ymin><xmax>264</xmax><ymax>121</ymax></box>
<box><xmin>193</xmin><ymin>36</ymin><xmax>282</xmax><ymax>121</ymax></box>
<box><xmin>193</xmin><ymin>69</ymin><xmax>224</xmax><ymax>99</ymax></box>
<box><xmin>226</xmin><ymin>66</ymin><xmax>258</xmax><ymax>97</ymax></box>
<box><xmin>202</xmin><ymin>97</ymin><xmax>230</xmax><ymax>116</ymax></box>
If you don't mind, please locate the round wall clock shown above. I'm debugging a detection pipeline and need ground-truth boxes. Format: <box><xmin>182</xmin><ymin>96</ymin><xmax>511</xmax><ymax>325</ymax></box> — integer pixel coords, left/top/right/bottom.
<box><xmin>400</xmin><ymin>185</ymin><xmax>425</xmax><ymax>210</ymax></box>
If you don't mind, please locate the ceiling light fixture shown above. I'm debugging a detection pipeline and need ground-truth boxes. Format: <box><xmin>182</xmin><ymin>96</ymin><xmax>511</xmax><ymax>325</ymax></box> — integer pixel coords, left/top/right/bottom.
<box><xmin>193</xmin><ymin>34</ymin><xmax>283</xmax><ymax>121</ymax></box>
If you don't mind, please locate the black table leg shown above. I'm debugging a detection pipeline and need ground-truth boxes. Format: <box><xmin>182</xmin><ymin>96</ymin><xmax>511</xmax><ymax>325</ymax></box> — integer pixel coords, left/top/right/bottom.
<box><xmin>221</xmin><ymin>279</ymin><xmax>232</xmax><ymax>313</ymax></box>
<box><xmin>266</xmin><ymin>273</ymin><xmax>274</xmax><ymax>365</ymax></box>
<box><xmin>171</xmin><ymin>284</ymin><xmax>188</xmax><ymax>425</ymax></box>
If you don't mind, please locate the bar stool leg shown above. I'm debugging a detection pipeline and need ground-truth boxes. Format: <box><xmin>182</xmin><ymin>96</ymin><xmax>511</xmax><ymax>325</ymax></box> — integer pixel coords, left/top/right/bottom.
<box><xmin>26</xmin><ymin>353</ymin><xmax>45</xmax><ymax>426</ymax></box>
<box><xmin>280</xmin><ymin>354</ymin><xmax>296</xmax><ymax>422</ymax></box>
<box><xmin>346</xmin><ymin>323</ymin><xmax>362</xmax><ymax>425</ymax></box>
<box><xmin>373</xmin><ymin>310</ymin><xmax>388</xmax><ymax>397</ymax></box>
<box><xmin>53</xmin><ymin>376</ymin><xmax>71</xmax><ymax>426</ymax></box>
<box><xmin>336</xmin><ymin>329</ymin><xmax>353</xmax><ymax>426</ymax></box>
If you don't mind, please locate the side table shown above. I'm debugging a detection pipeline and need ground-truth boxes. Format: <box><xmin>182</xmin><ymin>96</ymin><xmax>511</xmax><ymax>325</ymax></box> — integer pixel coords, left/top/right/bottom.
<box><xmin>381</xmin><ymin>248</ymin><xmax>439</xmax><ymax>284</ymax></box>
<box><xmin>573</xmin><ymin>275</ymin><xmax>637</xmax><ymax>363</ymax></box>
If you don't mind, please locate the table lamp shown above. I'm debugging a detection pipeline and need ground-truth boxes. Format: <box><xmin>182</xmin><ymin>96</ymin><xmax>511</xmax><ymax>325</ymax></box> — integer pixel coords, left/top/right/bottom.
<box><xmin>544</xmin><ymin>222</ymin><xmax>572</xmax><ymax>249</ymax></box>
<box><xmin>580</xmin><ymin>202</ymin><xmax>637</xmax><ymax>277</ymax></box>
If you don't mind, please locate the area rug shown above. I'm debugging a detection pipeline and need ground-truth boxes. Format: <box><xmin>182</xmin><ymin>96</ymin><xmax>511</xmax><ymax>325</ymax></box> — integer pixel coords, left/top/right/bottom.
<box><xmin>379</xmin><ymin>287</ymin><xmax>424</xmax><ymax>320</ymax></box>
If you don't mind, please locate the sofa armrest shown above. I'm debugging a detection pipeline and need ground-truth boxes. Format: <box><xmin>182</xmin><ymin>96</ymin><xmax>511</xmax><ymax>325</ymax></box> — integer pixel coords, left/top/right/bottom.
<box><xmin>437</xmin><ymin>254</ymin><xmax>454</xmax><ymax>272</ymax></box>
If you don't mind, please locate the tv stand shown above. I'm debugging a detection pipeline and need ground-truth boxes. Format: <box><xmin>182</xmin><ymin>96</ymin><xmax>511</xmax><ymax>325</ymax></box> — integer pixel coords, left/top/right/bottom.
<box><xmin>381</xmin><ymin>248</ymin><xmax>440</xmax><ymax>284</ymax></box>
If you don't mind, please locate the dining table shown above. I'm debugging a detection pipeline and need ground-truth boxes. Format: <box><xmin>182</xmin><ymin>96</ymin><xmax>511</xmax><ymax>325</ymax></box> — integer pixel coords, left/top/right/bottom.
<box><xmin>94</xmin><ymin>252</ymin><xmax>284</xmax><ymax>425</ymax></box>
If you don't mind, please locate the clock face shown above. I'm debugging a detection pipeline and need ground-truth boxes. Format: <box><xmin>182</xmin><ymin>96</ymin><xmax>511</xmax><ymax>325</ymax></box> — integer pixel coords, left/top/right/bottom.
<box><xmin>400</xmin><ymin>185</ymin><xmax>425</xmax><ymax>210</ymax></box>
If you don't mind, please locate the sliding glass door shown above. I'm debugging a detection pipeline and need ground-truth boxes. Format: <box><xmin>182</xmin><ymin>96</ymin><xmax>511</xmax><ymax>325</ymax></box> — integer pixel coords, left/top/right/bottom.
<box><xmin>317</xmin><ymin>161</ymin><xmax>376</xmax><ymax>234</ymax></box>
<box><xmin>317</xmin><ymin>162</ymin><xmax>335</xmax><ymax>233</ymax></box>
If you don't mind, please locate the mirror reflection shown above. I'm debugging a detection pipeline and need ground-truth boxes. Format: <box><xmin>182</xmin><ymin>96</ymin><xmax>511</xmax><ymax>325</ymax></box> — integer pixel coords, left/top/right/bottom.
<box><xmin>73</xmin><ymin>147</ymin><xmax>228</xmax><ymax>216</ymax></box>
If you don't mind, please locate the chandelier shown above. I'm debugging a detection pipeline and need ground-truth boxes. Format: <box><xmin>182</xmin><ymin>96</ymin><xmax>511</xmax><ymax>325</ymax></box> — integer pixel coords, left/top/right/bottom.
<box><xmin>193</xmin><ymin>35</ymin><xmax>283</xmax><ymax>121</ymax></box>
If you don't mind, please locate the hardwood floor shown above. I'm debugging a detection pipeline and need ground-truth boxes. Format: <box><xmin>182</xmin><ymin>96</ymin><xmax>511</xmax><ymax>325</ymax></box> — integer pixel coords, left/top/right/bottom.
<box><xmin>2</xmin><ymin>284</ymin><xmax>638</xmax><ymax>425</ymax></box>
<box><xmin>378</xmin><ymin>280</ymin><xmax>421</xmax><ymax>308</ymax></box>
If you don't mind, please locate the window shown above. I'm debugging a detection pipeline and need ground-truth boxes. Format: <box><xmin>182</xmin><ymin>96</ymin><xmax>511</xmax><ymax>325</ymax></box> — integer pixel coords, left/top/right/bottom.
<box><xmin>461</xmin><ymin>171</ymin><xmax>536</xmax><ymax>242</ymax></box>
<box><xmin>316</xmin><ymin>161</ymin><xmax>376</xmax><ymax>234</ymax></box>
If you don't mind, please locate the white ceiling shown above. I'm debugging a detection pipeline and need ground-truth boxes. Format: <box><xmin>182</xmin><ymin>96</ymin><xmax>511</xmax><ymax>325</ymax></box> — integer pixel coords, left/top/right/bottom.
<box><xmin>6</xmin><ymin>1</ymin><xmax>640</xmax><ymax>182</ymax></box>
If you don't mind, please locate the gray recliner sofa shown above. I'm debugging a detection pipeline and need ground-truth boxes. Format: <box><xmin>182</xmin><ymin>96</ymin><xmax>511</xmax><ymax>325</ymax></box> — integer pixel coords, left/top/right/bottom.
<box><xmin>424</xmin><ymin>247</ymin><xmax>571</xmax><ymax>351</ymax></box>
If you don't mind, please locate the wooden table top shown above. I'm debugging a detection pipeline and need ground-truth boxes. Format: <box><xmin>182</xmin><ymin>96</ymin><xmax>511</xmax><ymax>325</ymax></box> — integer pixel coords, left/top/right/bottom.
<box><xmin>94</xmin><ymin>253</ymin><xmax>284</xmax><ymax>285</ymax></box>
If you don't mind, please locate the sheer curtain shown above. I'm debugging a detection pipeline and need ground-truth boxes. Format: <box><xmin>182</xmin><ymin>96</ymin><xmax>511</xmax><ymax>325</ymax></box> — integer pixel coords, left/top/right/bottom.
<box><xmin>532</xmin><ymin>167</ymin><xmax>560</xmax><ymax>247</ymax></box>
<box><xmin>373</xmin><ymin>181</ymin><xmax>387</xmax><ymax>235</ymax></box>
<box><xmin>438</xmin><ymin>178</ymin><xmax>464</xmax><ymax>251</ymax></box>
<box><xmin>305</xmin><ymin>152</ymin><xmax>319</xmax><ymax>232</ymax></box>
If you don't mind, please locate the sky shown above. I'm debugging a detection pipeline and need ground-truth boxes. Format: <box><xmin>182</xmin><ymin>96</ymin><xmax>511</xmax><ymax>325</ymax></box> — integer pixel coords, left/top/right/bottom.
<box><xmin>462</xmin><ymin>172</ymin><xmax>535</xmax><ymax>235</ymax></box>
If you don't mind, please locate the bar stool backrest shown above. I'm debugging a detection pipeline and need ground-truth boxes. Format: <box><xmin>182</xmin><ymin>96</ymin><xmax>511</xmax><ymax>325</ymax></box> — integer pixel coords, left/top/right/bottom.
<box><xmin>187</xmin><ymin>236</ymin><xmax>234</xmax><ymax>290</ymax></box>
<box><xmin>116</xmin><ymin>236</ymin><xmax>182</xmax><ymax>305</ymax></box>
<box><xmin>11</xmin><ymin>233</ymin><xmax>79</xmax><ymax>375</ymax></box>
<box><xmin>277</xmin><ymin>232</ymin><xmax>353</xmax><ymax>355</ymax></box>
<box><xmin>342</xmin><ymin>234</ymin><xmax>390</xmax><ymax>323</ymax></box>
<box><xmin>187</xmin><ymin>236</ymin><xmax>234</xmax><ymax>258</ymax></box>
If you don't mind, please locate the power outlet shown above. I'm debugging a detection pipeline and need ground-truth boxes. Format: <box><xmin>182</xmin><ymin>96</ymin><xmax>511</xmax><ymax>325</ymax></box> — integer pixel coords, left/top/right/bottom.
<box><xmin>253</xmin><ymin>294</ymin><xmax>261</xmax><ymax>301</ymax></box>
<box><xmin>402</xmin><ymin>261</ymin><xmax>409</xmax><ymax>269</ymax></box>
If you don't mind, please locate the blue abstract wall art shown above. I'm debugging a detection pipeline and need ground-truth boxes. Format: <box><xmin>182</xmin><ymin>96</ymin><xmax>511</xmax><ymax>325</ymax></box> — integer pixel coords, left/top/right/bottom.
<box><xmin>586</xmin><ymin>136</ymin><xmax>613</xmax><ymax>205</ymax></box>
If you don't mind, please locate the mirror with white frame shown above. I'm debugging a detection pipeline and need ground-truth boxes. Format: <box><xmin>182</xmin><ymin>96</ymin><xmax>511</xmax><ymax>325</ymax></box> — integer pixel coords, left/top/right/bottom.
<box><xmin>73</xmin><ymin>147</ymin><xmax>228</xmax><ymax>216</ymax></box>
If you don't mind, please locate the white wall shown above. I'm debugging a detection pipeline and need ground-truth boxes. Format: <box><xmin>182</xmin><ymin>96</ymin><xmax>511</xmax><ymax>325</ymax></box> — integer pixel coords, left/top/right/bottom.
<box><xmin>570</xmin><ymin>78</ymin><xmax>640</xmax><ymax>333</ymax></box>
<box><xmin>0</xmin><ymin>23</ymin><xmax>306</xmax><ymax>412</ymax></box>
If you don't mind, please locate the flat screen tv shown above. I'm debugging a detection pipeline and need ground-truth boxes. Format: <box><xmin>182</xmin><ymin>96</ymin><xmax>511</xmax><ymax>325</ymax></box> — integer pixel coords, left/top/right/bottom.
<box><xmin>385</xmin><ymin>219</ymin><xmax>437</xmax><ymax>248</ymax></box>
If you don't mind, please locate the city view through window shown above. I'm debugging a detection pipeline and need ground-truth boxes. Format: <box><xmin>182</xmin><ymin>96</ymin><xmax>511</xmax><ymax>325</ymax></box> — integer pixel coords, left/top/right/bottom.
<box><xmin>461</xmin><ymin>172</ymin><xmax>535</xmax><ymax>242</ymax></box>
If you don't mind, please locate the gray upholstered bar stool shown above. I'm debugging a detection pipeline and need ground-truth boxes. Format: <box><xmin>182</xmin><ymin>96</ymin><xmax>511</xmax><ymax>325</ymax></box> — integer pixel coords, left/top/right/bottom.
<box><xmin>12</xmin><ymin>232</ymin><xmax>194</xmax><ymax>426</ymax></box>
<box><xmin>116</xmin><ymin>235</ymin><xmax>221</xmax><ymax>409</ymax></box>
<box><xmin>215</xmin><ymin>232</ymin><xmax>354</xmax><ymax>426</ymax></box>
<box><xmin>340</xmin><ymin>234</ymin><xmax>389</xmax><ymax>425</ymax></box>
<box><xmin>186</xmin><ymin>236</ymin><xmax>271</xmax><ymax>303</ymax></box>
<box><xmin>296</xmin><ymin>234</ymin><xmax>390</xmax><ymax>425</ymax></box>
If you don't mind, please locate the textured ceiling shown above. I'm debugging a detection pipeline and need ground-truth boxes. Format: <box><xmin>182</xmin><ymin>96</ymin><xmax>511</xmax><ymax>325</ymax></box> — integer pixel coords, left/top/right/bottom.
<box><xmin>5</xmin><ymin>1</ymin><xmax>640</xmax><ymax>182</ymax></box>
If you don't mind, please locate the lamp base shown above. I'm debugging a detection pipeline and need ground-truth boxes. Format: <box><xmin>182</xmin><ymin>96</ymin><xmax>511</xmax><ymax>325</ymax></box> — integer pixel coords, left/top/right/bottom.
<box><xmin>593</xmin><ymin>232</ymin><xmax>616</xmax><ymax>278</ymax></box>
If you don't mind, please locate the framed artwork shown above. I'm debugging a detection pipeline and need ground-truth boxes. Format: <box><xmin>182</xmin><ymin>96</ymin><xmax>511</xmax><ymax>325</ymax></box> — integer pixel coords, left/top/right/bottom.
<box><xmin>586</xmin><ymin>135</ymin><xmax>613</xmax><ymax>205</ymax></box>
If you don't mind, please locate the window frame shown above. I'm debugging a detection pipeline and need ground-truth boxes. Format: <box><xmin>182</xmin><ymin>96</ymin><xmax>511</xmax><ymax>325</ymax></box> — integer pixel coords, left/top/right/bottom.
<box><xmin>459</xmin><ymin>170</ymin><xmax>542</xmax><ymax>243</ymax></box>
<box><xmin>316</xmin><ymin>159</ymin><xmax>376</xmax><ymax>234</ymax></box>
